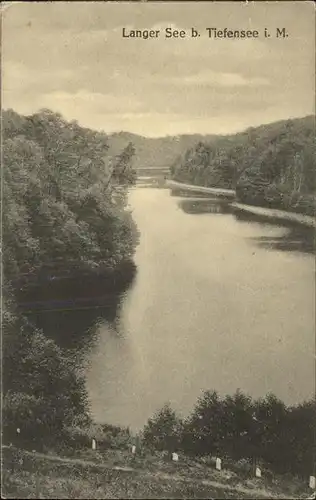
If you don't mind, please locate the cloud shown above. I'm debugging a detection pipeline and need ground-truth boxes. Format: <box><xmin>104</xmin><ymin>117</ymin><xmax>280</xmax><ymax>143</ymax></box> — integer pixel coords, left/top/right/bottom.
<box><xmin>3</xmin><ymin>62</ymin><xmax>73</xmax><ymax>90</ymax></box>
<box><xmin>172</xmin><ymin>71</ymin><xmax>270</xmax><ymax>88</ymax></box>
<box><xmin>40</xmin><ymin>90</ymin><xmax>142</xmax><ymax>114</ymax></box>
<box><xmin>2</xmin><ymin>2</ymin><xmax>314</xmax><ymax>136</ymax></box>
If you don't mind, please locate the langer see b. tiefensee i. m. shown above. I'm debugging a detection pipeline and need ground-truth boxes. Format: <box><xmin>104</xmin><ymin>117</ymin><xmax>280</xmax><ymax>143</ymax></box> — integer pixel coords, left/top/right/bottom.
<box><xmin>121</xmin><ymin>27</ymin><xmax>265</xmax><ymax>39</ymax></box>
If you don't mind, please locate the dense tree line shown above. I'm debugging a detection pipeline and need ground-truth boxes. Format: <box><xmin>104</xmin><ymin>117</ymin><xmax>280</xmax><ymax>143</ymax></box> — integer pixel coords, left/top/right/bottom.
<box><xmin>3</xmin><ymin>109</ymin><xmax>137</xmax><ymax>286</ymax></box>
<box><xmin>3</xmin><ymin>109</ymin><xmax>137</xmax><ymax>449</ymax></box>
<box><xmin>171</xmin><ymin>116</ymin><xmax>315</xmax><ymax>215</ymax></box>
<box><xmin>142</xmin><ymin>390</ymin><xmax>315</xmax><ymax>477</ymax></box>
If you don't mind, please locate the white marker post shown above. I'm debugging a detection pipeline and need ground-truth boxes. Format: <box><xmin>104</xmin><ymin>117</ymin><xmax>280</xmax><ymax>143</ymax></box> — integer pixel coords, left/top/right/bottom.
<box><xmin>309</xmin><ymin>476</ymin><xmax>316</xmax><ymax>490</ymax></box>
<box><xmin>92</xmin><ymin>438</ymin><xmax>96</xmax><ymax>451</ymax></box>
<box><xmin>172</xmin><ymin>452</ymin><xmax>179</xmax><ymax>462</ymax></box>
<box><xmin>131</xmin><ymin>445</ymin><xmax>136</xmax><ymax>455</ymax></box>
<box><xmin>255</xmin><ymin>467</ymin><xmax>262</xmax><ymax>478</ymax></box>
<box><xmin>215</xmin><ymin>458</ymin><xmax>222</xmax><ymax>471</ymax></box>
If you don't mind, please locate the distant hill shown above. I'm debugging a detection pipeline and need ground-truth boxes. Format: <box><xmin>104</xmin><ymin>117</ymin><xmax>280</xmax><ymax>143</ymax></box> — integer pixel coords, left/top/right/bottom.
<box><xmin>2</xmin><ymin>108</ymin><xmax>218</xmax><ymax>172</ymax></box>
<box><xmin>107</xmin><ymin>131</ymin><xmax>220</xmax><ymax>170</ymax></box>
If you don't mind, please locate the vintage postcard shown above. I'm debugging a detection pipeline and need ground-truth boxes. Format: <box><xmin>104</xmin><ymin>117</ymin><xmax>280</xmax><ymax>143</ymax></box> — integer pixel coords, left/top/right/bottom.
<box><xmin>2</xmin><ymin>1</ymin><xmax>315</xmax><ymax>498</ymax></box>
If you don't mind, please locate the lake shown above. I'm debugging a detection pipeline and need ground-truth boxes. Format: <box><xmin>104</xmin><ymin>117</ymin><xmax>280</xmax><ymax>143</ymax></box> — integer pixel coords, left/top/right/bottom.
<box><xmin>85</xmin><ymin>187</ymin><xmax>315</xmax><ymax>431</ymax></box>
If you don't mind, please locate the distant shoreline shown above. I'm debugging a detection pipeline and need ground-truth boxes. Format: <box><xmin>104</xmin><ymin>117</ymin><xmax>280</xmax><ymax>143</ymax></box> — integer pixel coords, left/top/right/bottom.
<box><xmin>166</xmin><ymin>179</ymin><xmax>235</xmax><ymax>198</ymax></box>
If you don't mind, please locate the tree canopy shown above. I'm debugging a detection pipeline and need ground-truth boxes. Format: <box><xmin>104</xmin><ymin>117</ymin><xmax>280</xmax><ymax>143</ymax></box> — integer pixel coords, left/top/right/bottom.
<box><xmin>171</xmin><ymin>116</ymin><xmax>315</xmax><ymax>215</ymax></box>
<box><xmin>143</xmin><ymin>390</ymin><xmax>316</xmax><ymax>476</ymax></box>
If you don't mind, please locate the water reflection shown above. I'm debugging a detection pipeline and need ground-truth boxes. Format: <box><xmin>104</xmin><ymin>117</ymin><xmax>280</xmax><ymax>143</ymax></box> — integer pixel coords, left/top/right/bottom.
<box><xmin>178</xmin><ymin>198</ymin><xmax>231</xmax><ymax>215</ymax></box>
<box><xmin>177</xmin><ymin>196</ymin><xmax>314</xmax><ymax>254</ymax></box>
<box><xmin>233</xmin><ymin>210</ymin><xmax>315</xmax><ymax>255</ymax></box>
<box><xmin>19</xmin><ymin>261</ymin><xmax>137</xmax><ymax>351</ymax></box>
<box><xmin>249</xmin><ymin>225</ymin><xmax>315</xmax><ymax>255</ymax></box>
<box><xmin>29</xmin><ymin>300</ymin><xmax>119</xmax><ymax>351</ymax></box>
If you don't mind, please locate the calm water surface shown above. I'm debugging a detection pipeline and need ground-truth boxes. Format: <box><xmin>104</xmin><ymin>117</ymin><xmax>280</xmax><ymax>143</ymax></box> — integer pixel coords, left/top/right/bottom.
<box><xmin>85</xmin><ymin>188</ymin><xmax>315</xmax><ymax>430</ymax></box>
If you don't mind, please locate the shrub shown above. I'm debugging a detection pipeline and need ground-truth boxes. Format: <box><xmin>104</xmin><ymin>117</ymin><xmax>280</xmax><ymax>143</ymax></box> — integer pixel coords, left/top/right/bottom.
<box><xmin>142</xmin><ymin>403</ymin><xmax>183</xmax><ymax>452</ymax></box>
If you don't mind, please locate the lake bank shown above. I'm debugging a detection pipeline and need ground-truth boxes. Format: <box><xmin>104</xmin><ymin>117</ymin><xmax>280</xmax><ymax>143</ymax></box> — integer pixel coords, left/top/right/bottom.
<box><xmin>166</xmin><ymin>179</ymin><xmax>315</xmax><ymax>228</ymax></box>
<box><xmin>232</xmin><ymin>202</ymin><xmax>316</xmax><ymax>229</ymax></box>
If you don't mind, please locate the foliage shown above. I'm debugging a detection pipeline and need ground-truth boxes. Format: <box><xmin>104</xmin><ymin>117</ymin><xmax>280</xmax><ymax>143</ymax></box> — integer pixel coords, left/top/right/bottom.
<box><xmin>3</xmin><ymin>109</ymin><xmax>137</xmax><ymax>286</ymax></box>
<box><xmin>144</xmin><ymin>390</ymin><xmax>316</xmax><ymax>477</ymax></box>
<box><xmin>181</xmin><ymin>390</ymin><xmax>225</xmax><ymax>456</ymax></box>
<box><xmin>2</xmin><ymin>109</ymin><xmax>137</xmax><ymax>448</ymax></box>
<box><xmin>2</xmin><ymin>309</ymin><xmax>90</xmax><ymax>449</ymax></box>
<box><xmin>171</xmin><ymin>116</ymin><xmax>315</xmax><ymax>215</ymax></box>
<box><xmin>142</xmin><ymin>403</ymin><xmax>183</xmax><ymax>452</ymax></box>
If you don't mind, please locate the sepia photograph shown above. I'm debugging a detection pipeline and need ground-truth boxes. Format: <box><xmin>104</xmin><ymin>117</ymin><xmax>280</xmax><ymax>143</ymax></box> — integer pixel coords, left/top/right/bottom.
<box><xmin>1</xmin><ymin>1</ymin><xmax>315</xmax><ymax>498</ymax></box>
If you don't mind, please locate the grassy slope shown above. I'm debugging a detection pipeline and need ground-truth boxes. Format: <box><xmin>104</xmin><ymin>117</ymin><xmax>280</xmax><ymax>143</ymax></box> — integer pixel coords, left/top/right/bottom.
<box><xmin>2</xmin><ymin>446</ymin><xmax>313</xmax><ymax>499</ymax></box>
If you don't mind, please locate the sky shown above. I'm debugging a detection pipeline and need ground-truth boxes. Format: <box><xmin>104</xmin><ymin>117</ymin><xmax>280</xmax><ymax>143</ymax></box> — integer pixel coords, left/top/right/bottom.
<box><xmin>2</xmin><ymin>1</ymin><xmax>315</xmax><ymax>137</ymax></box>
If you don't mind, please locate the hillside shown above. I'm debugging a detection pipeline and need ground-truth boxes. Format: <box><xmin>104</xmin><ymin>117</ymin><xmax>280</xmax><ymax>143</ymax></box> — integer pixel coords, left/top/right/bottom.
<box><xmin>107</xmin><ymin>131</ymin><xmax>219</xmax><ymax>170</ymax></box>
<box><xmin>2</xmin><ymin>446</ymin><xmax>313</xmax><ymax>499</ymax></box>
<box><xmin>171</xmin><ymin>116</ymin><xmax>315</xmax><ymax>216</ymax></box>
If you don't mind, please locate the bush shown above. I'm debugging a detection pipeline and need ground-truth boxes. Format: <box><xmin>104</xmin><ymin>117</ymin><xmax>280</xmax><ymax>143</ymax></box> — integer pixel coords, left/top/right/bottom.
<box><xmin>3</xmin><ymin>310</ymin><xmax>90</xmax><ymax>450</ymax></box>
<box><xmin>142</xmin><ymin>403</ymin><xmax>183</xmax><ymax>452</ymax></box>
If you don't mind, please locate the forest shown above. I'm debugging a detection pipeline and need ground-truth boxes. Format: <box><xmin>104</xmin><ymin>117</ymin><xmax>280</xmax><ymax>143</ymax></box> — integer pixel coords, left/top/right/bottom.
<box><xmin>3</xmin><ymin>109</ymin><xmax>138</xmax><ymax>448</ymax></box>
<box><xmin>171</xmin><ymin>116</ymin><xmax>315</xmax><ymax>215</ymax></box>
